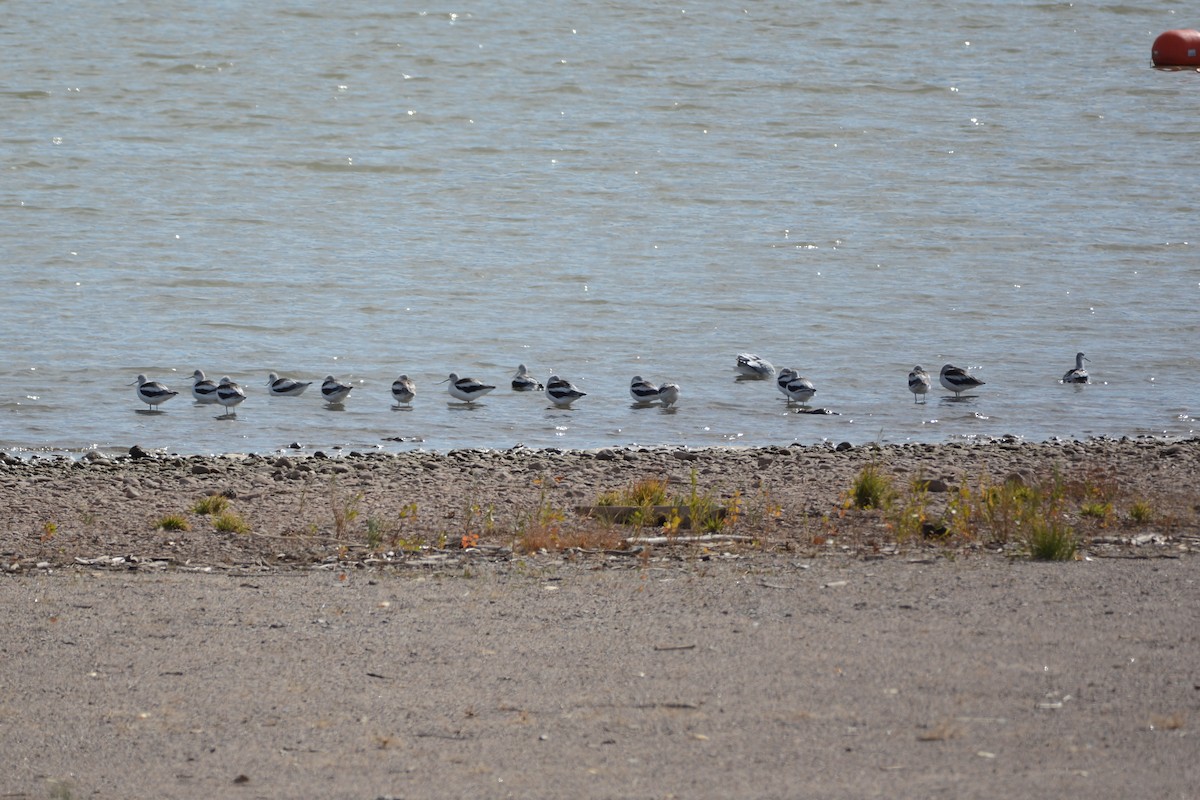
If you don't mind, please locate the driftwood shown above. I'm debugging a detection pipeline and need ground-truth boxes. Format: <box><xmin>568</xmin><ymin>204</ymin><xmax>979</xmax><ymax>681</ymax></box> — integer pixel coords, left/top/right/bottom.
<box><xmin>575</xmin><ymin>505</ymin><xmax>726</xmax><ymax>529</ymax></box>
<box><xmin>624</xmin><ymin>533</ymin><xmax>756</xmax><ymax>546</ymax></box>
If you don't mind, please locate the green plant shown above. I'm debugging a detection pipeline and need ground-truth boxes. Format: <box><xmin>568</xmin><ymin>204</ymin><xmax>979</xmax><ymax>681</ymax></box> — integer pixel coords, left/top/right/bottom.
<box><xmin>681</xmin><ymin>470</ymin><xmax>727</xmax><ymax>533</ymax></box>
<box><xmin>213</xmin><ymin>511</ymin><xmax>250</xmax><ymax>534</ymax></box>
<box><xmin>887</xmin><ymin>476</ymin><xmax>930</xmax><ymax>541</ymax></box>
<box><xmin>157</xmin><ymin>514</ymin><xmax>190</xmax><ymax>532</ymax></box>
<box><xmin>1027</xmin><ymin>517</ymin><xmax>1077</xmax><ymax>561</ymax></box>
<box><xmin>850</xmin><ymin>464</ymin><xmax>893</xmax><ymax>510</ymax></box>
<box><xmin>366</xmin><ymin>517</ymin><xmax>384</xmax><ymax>551</ymax></box>
<box><xmin>1128</xmin><ymin>500</ymin><xmax>1154</xmax><ymax>524</ymax></box>
<box><xmin>1080</xmin><ymin>501</ymin><xmax>1113</xmax><ymax>521</ymax></box>
<box><xmin>329</xmin><ymin>482</ymin><xmax>362</xmax><ymax>538</ymax></box>
<box><xmin>192</xmin><ymin>494</ymin><xmax>229</xmax><ymax>515</ymax></box>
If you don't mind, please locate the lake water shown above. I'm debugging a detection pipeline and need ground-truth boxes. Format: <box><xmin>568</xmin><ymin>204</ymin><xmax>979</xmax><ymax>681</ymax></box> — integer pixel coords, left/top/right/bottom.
<box><xmin>3</xmin><ymin>0</ymin><xmax>1197</xmax><ymax>457</ymax></box>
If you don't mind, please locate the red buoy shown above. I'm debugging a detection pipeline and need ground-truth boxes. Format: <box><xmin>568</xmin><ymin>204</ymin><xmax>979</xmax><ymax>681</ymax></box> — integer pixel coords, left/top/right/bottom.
<box><xmin>1152</xmin><ymin>29</ymin><xmax>1200</xmax><ymax>67</ymax></box>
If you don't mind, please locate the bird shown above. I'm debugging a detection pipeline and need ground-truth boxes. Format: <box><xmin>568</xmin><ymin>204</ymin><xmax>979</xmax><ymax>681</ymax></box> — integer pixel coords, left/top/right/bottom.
<box><xmin>130</xmin><ymin>374</ymin><xmax>178</xmax><ymax>411</ymax></box>
<box><xmin>629</xmin><ymin>375</ymin><xmax>659</xmax><ymax>404</ymax></box>
<box><xmin>511</xmin><ymin>364</ymin><xmax>543</xmax><ymax>392</ymax></box>
<box><xmin>781</xmin><ymin>372</ymin><xmax>817</xmax><ymax>404</ymax></box>
<box><xmin>266</xmin><ymin>372</ymin><xmax>312</xmax><ymax>397</ymax></box>
<box><xmin>321</xmin><ymin>375</ymin><xmax>353</xmax><ymax>405</ymax></box>
<box><xmin>735</xmin><ymin>353</ymin><xmax>775</xmax><ymax>379</ymax></box>
<box><xmin>191</xmin><ymin>370</ymin><xmax>219</xmax><ymax>404</ymax></box>
<box><xmin>775</xmin><ymin>368</ymin><xmax>797</xmax><ymax>398</ymax></box>
<box><xmin>1062</xmin><ymin>352</ymin><xmax>1089</xmax><ymax>384</ymax></box>
<box><xmin>907</xmin><ymin>366</ymin><xmax>931</xmax><ymax>403</ymax></box>
<box><xmin>391</xmin><ymin>374</ymin><xmax>416</xmax><ymax>405</ymax></box>
<box><xmin>546</xmin><ymin>375</ymin><xmax>586</xmax><ymax>407</ymax></box>
<box><xmin>940</xmin><ymin>364</ymin><xmax>985</xmax><ymax>397</ymax></box>
<box><xmin>657</xmin><ymin>382</ymin><xmax>681</xmax><ymax>408</ymax></box>
<box><xmin>442</xmin><ymin>373</ymin><xmax>495</xmax><ymax>403</ymax></box>
<box><xmin>215</xmin><ymin>376</ymin><xmax>246</xmax><ymax>417</ymax></box>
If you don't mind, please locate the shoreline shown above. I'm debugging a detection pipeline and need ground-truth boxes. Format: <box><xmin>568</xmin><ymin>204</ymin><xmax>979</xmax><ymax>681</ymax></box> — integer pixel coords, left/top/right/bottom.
<box><xmin>3</xmin><ymin>439</ymin><xmax>1198</xmax><ymax>798</ymax></box>
<box><xmin>2</xmin><ymin>437</ymin><xmax>1196</xmax><ymax>571</ymax></box>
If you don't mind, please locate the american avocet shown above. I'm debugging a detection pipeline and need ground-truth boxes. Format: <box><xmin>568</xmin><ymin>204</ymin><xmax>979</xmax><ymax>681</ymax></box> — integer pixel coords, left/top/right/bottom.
<box><xmin>215</xmin><ymin>376</ymin><xmax>246</xmax><ymax>417</ymax></box>
<box><xmin>782</xmin><ymin>373</ymin><xmax>817</xmax><ymax>404</ymax></box>
<box><xmin>130</xmin><ymin>374</ymin><xmax>178</xmax><ymax>411</ymax></box>
<box><xmin>735</xmin><ymin>353</ymin><xmax>775</xmax><ymax>379</ymax></box>
<box><xmin>629</xmin><ymin>375</ymin><xmax>659</xmax><ymax>404</ymax></box>
<box><xmin>192</xmin><ymin>370</ymin><xmax>219</xmax><ymax>404</ymax></box>
<box><xmin>321</xmin><ymin>375</ymin><xmax>353</xmax><ymax>405</ymax></box>
<box><xmin>907</xmin><ymin>365</ymin><xmax>931</xmax><ymax>403</ymax></box>
<box><xmin>775</xmin><ymin>368</ymin><xmax>797</xmax><ymax>398</ymax></box>
<box><xmin>546</xmin><ymin>375</ymin><xmax>586</xmax><ymax>407</ymax></box>
<box><xmin>441</xmin><ymin>373</ymin><xmax>495</xmax><ymax>403</ymax></box>
<box><xmin>657</xmin><ymin>382</ymin><xmax>681</xmax><ymax>408</ymax></box>
<box><xmin>939</xmin><ymin>364</ymin><xmax>985</xmax><ymax>397</ymax></box>
<box><xmin>1062</xmin><ymin>352</ymin><xmax>1089</xmax><ymax>384</ymax></box>
<box><xmin>266</xmin><ymin>372</ymin><xmax>312</xmax><ymax>397</ymax></box>
<box><xmin>391</xmin><ymin>374</ymin><xmax>416</xmax><ymax>405</ymax></box>
<box><xmin>511</xmin><ymin>364</ymin><xmax>543</xmax><ymax>392</ymax></box>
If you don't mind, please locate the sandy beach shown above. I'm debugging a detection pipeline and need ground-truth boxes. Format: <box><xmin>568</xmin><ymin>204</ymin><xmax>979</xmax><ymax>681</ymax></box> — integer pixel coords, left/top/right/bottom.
<box><xmin>1</xmin><ymin>438</ymin><xmax>1197</xmax><ymax>798</ymax></box>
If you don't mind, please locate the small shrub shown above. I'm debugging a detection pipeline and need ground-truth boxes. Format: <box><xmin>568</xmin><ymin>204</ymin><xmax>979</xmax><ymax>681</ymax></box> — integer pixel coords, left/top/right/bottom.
<box><xmin>1128</xmin><ymin>500</ymin><xmax>1154</xmax><ymax>524</ymax></box>
<box><xmin>213</xmin><ymin>511</ymin><xmax>250</xmax><ymax>534</ymax></box>
<box><xmin>1080</xmin><ymin>501</ymin><xmax>1113</xmax><ymax>521</ymax></box>
<box><xmin>157</xmin><ymin>515</ymin><xmax>190</xmax><ymax>532</ymax></box>
<box><xmin>851</xmin><ymin>464</ymin><xmax>893</xmax><ymax>510</ymax></box>
<box><xmin>193</xmin><ymin>495</ymin><xmax>229</xmax><ymax>515</ymax></box>
<box><xmin>1027</xmin><ymin>519</ymin><xmax>1076</xmax><ymax>561</ymax></box>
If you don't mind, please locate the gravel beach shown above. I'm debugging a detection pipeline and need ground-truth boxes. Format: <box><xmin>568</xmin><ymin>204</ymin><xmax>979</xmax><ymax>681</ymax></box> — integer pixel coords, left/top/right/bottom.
<box><xmin>1</xmin><ymin>438</ymin><xmax>1197</xmax><ymax>798</ymax></box>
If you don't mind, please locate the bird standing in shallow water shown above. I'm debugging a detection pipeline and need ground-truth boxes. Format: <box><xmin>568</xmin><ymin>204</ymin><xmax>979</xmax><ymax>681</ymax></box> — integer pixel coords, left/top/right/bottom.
<box><xmin>735</xmin><ymin>353</ymin><xmax>775</xmax><ymax>379</ymax></box>
<box><xmin>442</xmin><ymin>373</ymin><xmax>495</xmax><ymax>403</ymax></box>
<box><xmin>321</xmin><ymin>375</ymin><xmax>353</xmax><ymax>405</ymax></box>
<box><xmin>657</xmin><ymin>382</ymin><xmax>681</xmax><ymax>408</ymax></box>
<box><xmin>908</xmin><ymin>366</ymin><xmax>931</xmax><ymax>403</ymax></box>
<box><xmin>511</xmin><ymin>364</ymin><xmax>543</xmax><ymax>392</ymax></box>
<box><xmin>215</xmin><ymin>376</ymin><xmax>246</xmax><ymax>417</ymax></box>
<box><xmin>266</xmin><ymin>372</ymin><xmax>311</xmax><ymax>397</ymax></box>
<box><xmin>629</xmin><ymin>376</ymin><xmax>659</xmax><ymax>404</ymax></box>
<box><xmin>546</xmin><ymin>375</ymin><xmax>586</xmax><ymax>407</ymax></box>
<box><xmin>131</xmin><ymin>374</ymin><xmax>178</xmax><ymax>411</ymax></box>
<box><xmin>192</xmin><ymin>370</ymin><xmax>218</xmax><ymax>404</ymax></box>
<box><xmin>391</xmin><ymin>374</ymin><xmax>416</xmax><ymax>405</ymax></box>
<box><xmin>939</xmin><ymin>364</ymin><xmax>985</xmax><ymax>398</ymax></box>
<box><xmin>1062</xmin><ymin>352</ymin><xmax>1089</xmax><ymax>384</ymax></box>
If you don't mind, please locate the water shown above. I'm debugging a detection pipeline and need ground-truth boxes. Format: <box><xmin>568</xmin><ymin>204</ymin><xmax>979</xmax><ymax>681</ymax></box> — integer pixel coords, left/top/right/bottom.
<box><xmin>3</xmin><ymin>1</ymin><xmax>1197</xmax><ymax>456</ymax></box>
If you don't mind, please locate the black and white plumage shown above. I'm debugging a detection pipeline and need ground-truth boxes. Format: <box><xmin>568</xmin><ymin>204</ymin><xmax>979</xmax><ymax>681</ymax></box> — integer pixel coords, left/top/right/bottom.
<box><xmin>511</xmin><ymin>364</ymin><xmax>543</xmax><ymax>392</ymax></box>
<box><xmin>781</xmin><ymin>372</ymin><xmax>816</xmax><ymax>404</ymax></box>
<box><xmin>907</xmin><ymin>366</ymin><xmax>931</xmax><ymax>403</ymax></box>
<box><xmin>321</xmin><ymin>375</ymin><xmax>353</xmax><ymax>405</ymax></box>
<box><xmin>735</xmin><ymin>353</ymin><xmax>775</xmax><ymax>379</ymax></box>
<box><xmin>266</xmin><ymin>372</ymin><xmax>312</xmax><ymax>397</ymax></box>
<box><xmin>630</xmin><ymin>375</ymin><xmax>659</xmax><ymax>404</ymax></box>
<box><xmin>939</xmin><ymin>364</ymin><xmax>985</xmax><ymax>397</ymax></box>
<box><xmin>442</xmin><ymin>373</ymin><xmax>495</xmax><ymax>403</ymax></box>
<box><xmin>546</xmin><ymin>375</ymin><xmax>586</xmax><ymax>407</ymax></box>
<box><xmin>1062</xmin><ymin>352</ymin><xmax>1089</xmax><ymax>384</ymax></box>
<box><xmin>131</xmin><ymin>374</ymin><xmax>178</xmax><ymax>411</ymax></box>
<box><xmin>192</xmin><ymin>370</ymin><xmax>219</xmax><ymax>404</ymax></box>
<box><xmin>657</xmin><ymin>382</ymin><xmax>681</xmax><ymax>408</ymax></box>
<box><xmin>391</xmin><ymin>374</ymin><xmax>416</xmax><ymax>405</ymax></box>
<box><xmin>215</xmin><ymin>376</ymin><xmax>246</xmax><ymax>416</ymax></box>
<box><xmin>776</xmin><ymin>368</ymin><xmax>798</xmax><ymax>398</ymax></box>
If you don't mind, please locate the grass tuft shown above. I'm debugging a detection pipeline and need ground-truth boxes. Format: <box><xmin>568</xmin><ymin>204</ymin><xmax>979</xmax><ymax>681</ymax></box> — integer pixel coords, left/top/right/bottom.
<box><xmin>213</xmin><ymin>511</ymin><xmax>250</xmax><ymax>534</ymax></box>
<box><xmin>157</xmin><ymin>514</ymin><xmax>190</xmax><ymax>532</ymax></box>
<box><xmin>192</xmin><ymin>494</ymin><xmax>229</xmax><ymax>516</ymax></box>
<box><xmin>1128</xmin><ymin>500</ymin><xmax>1154</xmax><ymax>524</ymax></box>
<box><xmin>850</xmin><ymin>464</ymin><xmax>893</xmax><ymax>510</ymax></box>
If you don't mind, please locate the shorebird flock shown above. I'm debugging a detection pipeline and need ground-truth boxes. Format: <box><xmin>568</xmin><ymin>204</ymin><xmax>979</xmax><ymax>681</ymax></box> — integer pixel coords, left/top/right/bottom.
<box><xmin>129</xmin><ymin>352</ymin><xmax>1090</xmax><ymax>414</ymax></box>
